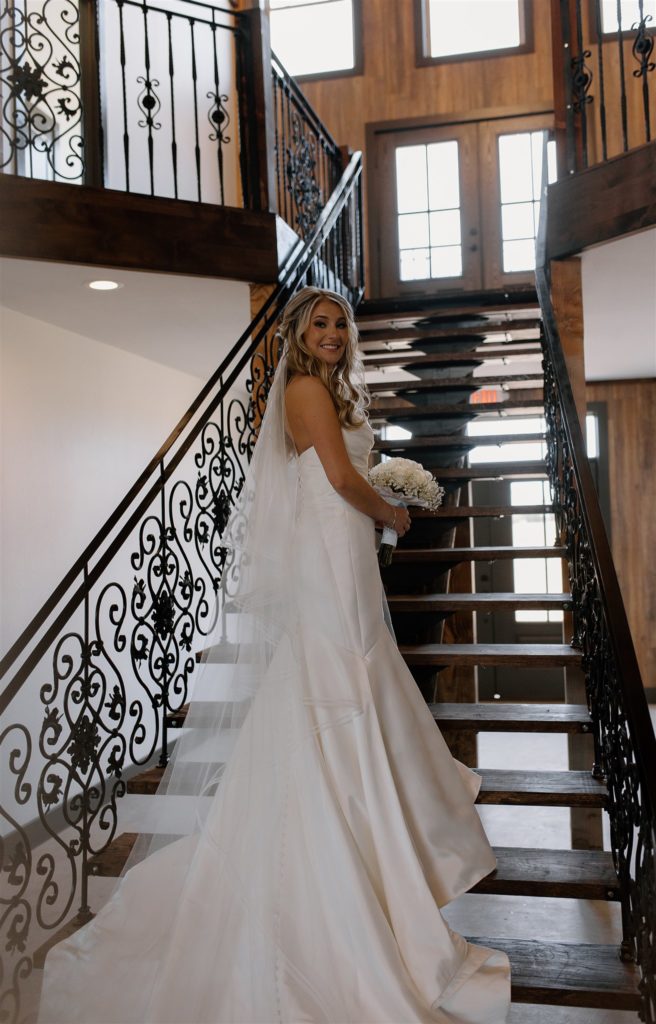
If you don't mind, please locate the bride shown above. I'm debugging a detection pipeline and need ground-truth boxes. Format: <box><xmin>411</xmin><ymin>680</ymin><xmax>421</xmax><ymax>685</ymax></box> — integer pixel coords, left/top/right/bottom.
<box><xmin>37</xmin><ymin>286</ymin><xmax>511</xmax><ymax>1023</ymax></box>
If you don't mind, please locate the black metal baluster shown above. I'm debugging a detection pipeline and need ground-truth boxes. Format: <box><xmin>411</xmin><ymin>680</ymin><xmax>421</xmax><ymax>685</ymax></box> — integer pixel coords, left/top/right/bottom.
<box><xmin>158</xmin><ymin>461</ymin><xmax>170</xmax><ymax>768</ymax></box>
<box><xmin>284</xmin><ymin>82</ymin><xmax>293</xmax><ymax>228</ymax></box>
<box><xmin>117</xmin><ymin>0</ymin><xmax>130</xmax><ymax>191</ymax></box>
<box><xmin>593</xmin><ymin>0</ymin><xmax>608</xmax><ymax>160</ymax></box>
<box><xmin>633</xmin><ymin>0</ymin><xmax>654</xmax><ymax>144</ymax></box>
<box><xmin>189</xmin><ymin>17</ymin><xmax>201</xmax><ymax>202</ymax></box>
<box><xmin>574</xmin><ymin>0</ymin><xmax>589</xmax><ymax>168</ymax></box>
<box><xmin>273</xmin><ymin>75</ymin><xmax>282</xmax><ymax>215</ymax></box>
<box><xmin>209</xmin><ymin>18</ymin><xmax>224</xmax><ymax>205</ymax></box>
<box><xmin>78</xmin><ymin>562</ymin><xmax>92</xmax><ymax>923</ymax></box>
<box><xmin>141</xmin><ymin>3</ymin><xmax>155</xmax><ymax>195</ymax></box>
<box><xmin>616</xmin><ymin>0</ymin><xmax>629</xmax><ymax>151</ymax></box>
<box><xmin>166</xmin><ymin>13</ymin><xmax>178</xmax><ymax>199</ymax></box>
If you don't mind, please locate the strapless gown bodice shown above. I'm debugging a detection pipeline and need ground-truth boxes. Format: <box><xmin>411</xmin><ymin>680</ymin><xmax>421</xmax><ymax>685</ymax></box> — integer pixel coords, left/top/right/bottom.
<box><xmin>295</xmin><ymin>417</ymin><xmax>375</xmax><ymax>507</ymax></box>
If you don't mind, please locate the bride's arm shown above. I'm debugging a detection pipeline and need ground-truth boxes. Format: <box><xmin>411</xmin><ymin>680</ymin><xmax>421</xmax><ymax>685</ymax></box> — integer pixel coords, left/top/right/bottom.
<box><xmin>286</xmin><ymin>376</ymin><xmax>408</xmax><ymax>531</ymax></box>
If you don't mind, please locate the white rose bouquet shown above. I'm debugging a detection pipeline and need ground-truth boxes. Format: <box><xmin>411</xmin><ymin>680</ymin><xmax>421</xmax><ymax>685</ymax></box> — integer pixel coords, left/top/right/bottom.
<box><xmin>368</xmin><ymin>457</ymin><xmax>445</xmax><ymax>566</ymax></box>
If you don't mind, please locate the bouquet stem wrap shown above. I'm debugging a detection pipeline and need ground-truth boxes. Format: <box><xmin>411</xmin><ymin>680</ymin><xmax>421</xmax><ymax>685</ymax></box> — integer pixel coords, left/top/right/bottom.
<box><xmin>380</xmin><ymin>496</ymin><xmax>408</xmax><ymax>567</ymax></box>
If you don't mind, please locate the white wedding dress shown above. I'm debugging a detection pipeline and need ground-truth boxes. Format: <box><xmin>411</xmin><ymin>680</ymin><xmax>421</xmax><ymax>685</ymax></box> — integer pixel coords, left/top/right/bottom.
<box><xmin>38</xmin><ymin>417</ymin><xmax>511</xmax><ymax>1024</ymax></box>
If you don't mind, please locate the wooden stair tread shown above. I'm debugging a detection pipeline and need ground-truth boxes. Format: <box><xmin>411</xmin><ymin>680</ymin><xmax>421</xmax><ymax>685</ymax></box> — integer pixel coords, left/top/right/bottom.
<box><xmin>369</xmin><ymin>399</ymin><xmax>544</xmax><ymax>419</ymax></box>
<box><xmin>88</xmin><ymin>831</ymin><xmax>140</xmax><ymax>876</ymax></box>
<box><xmin>387</xmin><ymin>592</ymin><xmax>571</xmax><ymax>610</ymax></box>
<box><xmin>392</xmin><ymin>545</ymin><xmax>566</xmax><ymax>561</ymax></box>
<box><xmin>431</xmin><ymin>702</ymin><xmax>590</xmax><ymax>731</ymax></box>
<box><xmin>475</xmin><ymin>769</ymin><xmax>606</xmax><ymax>807</ymax></box>
<box><xmin>467</xmin><ymin>937</ymin><xmax>639</xmax><ymax>1009</ymax></box>
<box><xmin>357</xmin><ymin>322</ymin><xmax>542</xmax><ymax>344</ymax></box>
<box><xmin>411</xmin><ymin>504</ymin><xmax>554</xmax><ymax>518</ymax></box>
<box><xmin>427</xmin><ymin>462</ymin><xmax>547</xmax><ymax>479</ymax></box>
<box><xmin>401</xmin><ymin>643</ymin><xmax>581</xmax><ymax>666</ymax></box>
<box><xmin>368</xmin><ymin>373</ymin><xmax>544</xmax><ymax>393</ymax></box>
<box><xmin>472</xmin><ymin>846</ymin><xmax>619</xmax><ymax>899</ymax></box>
<box><xmin>374</xmin><ymin>433</ymin><xmax>546</xmax><ymax>450</ymax></box>
<box><xmin>126</xmin><ymin>764</ymin><xmax>167</xmax><ymax>794</ymax></box>
<box><xmin>363</xmin><ymin>346</ymin><xmax>542</xmax><ymax>367</ymax></box>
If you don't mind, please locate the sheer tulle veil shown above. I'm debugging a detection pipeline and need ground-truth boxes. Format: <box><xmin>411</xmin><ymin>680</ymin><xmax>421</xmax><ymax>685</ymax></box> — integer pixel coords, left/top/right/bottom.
<box><xmin>117</xmin><ymin>286</ymin><xmax>396</xmax><ymax>887</ymax></box>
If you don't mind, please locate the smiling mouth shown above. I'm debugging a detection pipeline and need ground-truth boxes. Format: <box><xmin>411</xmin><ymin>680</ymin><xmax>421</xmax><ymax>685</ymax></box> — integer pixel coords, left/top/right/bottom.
<box><xmin>320</xmin><ymin>343</ymin><xmax>341</xmax><ymax>350</ymax></box>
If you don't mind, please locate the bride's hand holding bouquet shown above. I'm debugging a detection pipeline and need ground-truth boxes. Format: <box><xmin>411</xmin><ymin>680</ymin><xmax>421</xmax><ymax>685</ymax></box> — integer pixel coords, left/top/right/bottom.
<box><xmin>369</xmin><ymin>457</ymin><xmax>445</xmax><ymax>566</ymax></box>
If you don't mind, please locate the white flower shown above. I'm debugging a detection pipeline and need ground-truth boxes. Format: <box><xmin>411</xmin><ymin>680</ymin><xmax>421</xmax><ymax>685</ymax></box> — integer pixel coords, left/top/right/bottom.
<box><xmin>368</xmin><ymin>457</ymin><xmax>445</xmax><ymax>511</ymax></box>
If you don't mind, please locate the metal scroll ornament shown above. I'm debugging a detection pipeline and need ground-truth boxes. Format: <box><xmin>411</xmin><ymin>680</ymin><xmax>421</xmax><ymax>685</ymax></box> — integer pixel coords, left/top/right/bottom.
<box><xmin>286</xmin><ymin>112</ymin><xmax>323</xmax><ymax>237</ymax></box>
<box><xmin>632</xmin><ymin>15</ymin><xmax>656</xmax><ymax>79</ymax></box>
<box><xmin>570</xmin><ymin>50</ymin><xmax>594</xmax><ymax>113</ymax></box>
<box><xmin>0</xmin><ymin>0</ymin><xmax>84</xmax><ymax>180</ymax></box>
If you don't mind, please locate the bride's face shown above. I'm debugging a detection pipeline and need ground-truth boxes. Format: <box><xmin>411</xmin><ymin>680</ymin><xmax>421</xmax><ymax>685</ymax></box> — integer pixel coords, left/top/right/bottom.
<box><xmin>303</xmin><ymin>299</ymin><xmax>348</xmax><ymax>366</ymax></box>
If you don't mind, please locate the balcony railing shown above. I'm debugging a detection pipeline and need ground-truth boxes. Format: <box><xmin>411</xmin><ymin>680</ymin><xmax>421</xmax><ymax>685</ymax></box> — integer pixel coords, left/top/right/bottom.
<box><xmin>0</xmin><ymin>0</ymin><xmax>343</xmax><ymax>234</ymax></box>
<box><xmin>553</xmin><ymin>0</ymin><xmax>656</xmax><ymax>172</ymax></box>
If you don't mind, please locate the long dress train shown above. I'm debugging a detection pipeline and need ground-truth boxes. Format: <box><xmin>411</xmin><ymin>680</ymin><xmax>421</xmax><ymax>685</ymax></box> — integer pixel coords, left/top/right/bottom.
<box><xmin>38</xmin><ymin>417</ymin><xmax>511</xmax><ymax>1024</ymax></box>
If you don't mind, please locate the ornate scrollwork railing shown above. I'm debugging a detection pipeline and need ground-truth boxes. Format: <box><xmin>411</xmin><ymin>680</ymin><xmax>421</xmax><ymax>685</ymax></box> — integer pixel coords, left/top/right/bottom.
<box><xmin>537</xmin><ymin>177</ymin><xmax>656</xmax><ymax>1022</ymax></box>
<box><xmin>557</xmin><ymin>0</ymin><xmax>656</xmax><ymax>171</ymax></box>
<box><xmin>271</xmin><ymin>51</ymin><xmax>343</xmax><ymax>239</ymax></box>
<box><xmin>0</xmin><ymin>0</ymin><xmax>245</xmax><ymax>202</ymax></box>
<box><xmin>0</xmin><ymin>152</ymin><xmax>363</xmax><ymax>1024</ymax></box>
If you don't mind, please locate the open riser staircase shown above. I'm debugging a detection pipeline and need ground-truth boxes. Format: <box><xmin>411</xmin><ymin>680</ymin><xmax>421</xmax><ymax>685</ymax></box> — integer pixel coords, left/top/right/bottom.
<box><xmin>45</xmin><ymin>295</ymin><xmax>647</xmax><ymax>1019</ymax></box>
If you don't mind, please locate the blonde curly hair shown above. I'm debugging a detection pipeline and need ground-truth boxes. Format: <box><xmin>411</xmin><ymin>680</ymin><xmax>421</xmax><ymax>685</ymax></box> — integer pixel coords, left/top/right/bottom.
<box><xmin>278</xmin><ymin>286</ymin><xmax>370</xmax><ymax>428</ymax></box>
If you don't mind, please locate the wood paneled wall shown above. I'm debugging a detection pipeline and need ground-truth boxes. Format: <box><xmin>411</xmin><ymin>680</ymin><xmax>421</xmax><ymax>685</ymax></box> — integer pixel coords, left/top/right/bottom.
<box><xmin>586</xmin><ymin>379</ymin><xmax>656</xmax><ymax>690</ymax></box>
<box><xmin>300</xmin><ymin>0</ymin><xmax>555</xmax><ymax>156</ymax></box>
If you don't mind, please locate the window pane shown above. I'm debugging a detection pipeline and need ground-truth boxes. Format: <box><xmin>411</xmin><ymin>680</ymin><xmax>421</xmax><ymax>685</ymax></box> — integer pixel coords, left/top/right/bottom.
<box><xmin>514</xmin><ymin>557</ymin><xmax>548</xmax><ymax>594</ymax></box>
<box><xmin>429</xmin><ymin>208</ymin><xmax>461</xmax><ymax>246</ymax></box>
<box><xmin>499</xmin><ymin>133</ymin><xmax>534</xmax><ymax>203</ymax></box>
<box><xmin>503</xmin><ymin>238</ymin><xmax>536</xmax><ymax>272</ymax></box>
<box><xmin>427</xmin><ymin>141</ymin><xmax>460</xmax><ymax>209</ymax></box>
<box><xmin>511</xmin><ymin>479</ymin><xmax>548</xmax><ymax>505</ymax></box>
<box><xmin>427</xmin><ymin>0</ymin><xmax>522</xmax><ymax>58</ymax></box>
<box><xmin>586</xmin><ymin>413</ymin><xmax>599</xmax><ymax>458</ymax></box>
<box><xmin>400</xmin><ymin>248</ymin><xmax>430</xmax><ymax>280</ymax></box>
<box><xmin>270</xmin><ymin>0</ymin><xmax>354</xmax><ymax>76</ymax></box>
<box><xmin>396</xmin><ymin>146</ymin><xmax>428</xmax><ymax>213</ymax></box>
<box><xmin>502</xmin><ymin>202</ymin><xmax>536</xmax><ymax>240</ymax></box>
<box><xmin>600</xmin><ymin>0</ymin><xmax>656</xmax><ymax>33</ymax></box>
<box><xmin>431</xmin><ymin>246</ymin><xmax>462</xmax><ymax>278</ymax></box>
<box><xmin>398</xmin><ymin>213</ymin><xmax>430</xmax><ymax>248</ymax></box>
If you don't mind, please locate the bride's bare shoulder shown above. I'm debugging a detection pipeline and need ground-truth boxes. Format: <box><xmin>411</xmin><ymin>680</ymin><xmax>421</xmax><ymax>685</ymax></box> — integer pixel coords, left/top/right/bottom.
<box><xmin>285</xmin><ymin>374</ymin><xmax>330</xmax><ymax>406</ymax></box>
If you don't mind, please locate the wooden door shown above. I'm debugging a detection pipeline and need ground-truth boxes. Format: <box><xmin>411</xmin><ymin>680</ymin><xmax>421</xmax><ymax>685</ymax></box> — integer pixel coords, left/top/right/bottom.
<box><xmin>374</xmin><ymin>122</ymin><xmax>482</xmax><ymax>297</ymax></box>
<box><xmin>369</xmin><ymin>112</ymin><xmax>555</xmax><ymax>298</ymax></box>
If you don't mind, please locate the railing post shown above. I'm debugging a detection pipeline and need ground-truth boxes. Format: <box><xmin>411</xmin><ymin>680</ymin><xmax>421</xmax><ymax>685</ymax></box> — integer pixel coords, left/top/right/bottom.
<box><xmin>79</xmin><ymin>0</ymin><xmax>104</xmax><ymax>188</ymax></box>
<box><xmin>551</xmin><ymin>0</ymin><xmax>583</xmax><ymax>176</ymax></box>
<box><xmin>237</xmin><ymin>8</ymin><xmax>277</xmax><ymax>214</ymax></box>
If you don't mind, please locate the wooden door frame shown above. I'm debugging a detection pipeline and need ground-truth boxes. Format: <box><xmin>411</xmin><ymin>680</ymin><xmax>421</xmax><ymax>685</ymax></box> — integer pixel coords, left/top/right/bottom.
<box><xmin>365</xmin><ymin>103</ymin><xmax>554</xmax><ymax>299</ymax></box>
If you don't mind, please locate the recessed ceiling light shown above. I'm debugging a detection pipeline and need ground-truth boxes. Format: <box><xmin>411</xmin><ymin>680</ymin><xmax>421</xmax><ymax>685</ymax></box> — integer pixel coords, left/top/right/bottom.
<box><xmin>87</xmin><ymin>279</ymin><xmax>122</xmax><ymax>291</ymax></box>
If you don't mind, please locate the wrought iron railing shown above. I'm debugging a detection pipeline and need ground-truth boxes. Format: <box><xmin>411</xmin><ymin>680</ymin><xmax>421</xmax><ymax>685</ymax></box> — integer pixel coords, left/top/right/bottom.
<box><xmin>0</xmin><ymin>152</ymin><xmax>363</xmax><ymax>1024</ymax></box>
<box><xmin>0</xmin><ymin>1</ymin><xmax>343</xmax><ymax>233</ymax></box>
<box><xmin>271</xmin><ymin>51</ymin><xmax>342</xmax><ymax>238</ymax></box>
<box><xmin>537</xmin><ymin>164</ymin><xmax>656</xmax><ymax>1022</ymax></box>
<box><xmin>554</xmin><ymin>0</ymin><xmax>655</xmax><ymax>172</ymax></box>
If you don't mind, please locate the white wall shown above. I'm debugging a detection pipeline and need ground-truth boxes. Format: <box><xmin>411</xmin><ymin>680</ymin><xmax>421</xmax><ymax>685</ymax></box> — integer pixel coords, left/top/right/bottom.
<box><xmin>0</xmin><ymin>307</ymin><xmax>206</xmax><ymax>654</ymax></box>
<box><xmin>581</xmin><ymin>227</ymin><xmax>656</xmax><ymax>381</ymax></box>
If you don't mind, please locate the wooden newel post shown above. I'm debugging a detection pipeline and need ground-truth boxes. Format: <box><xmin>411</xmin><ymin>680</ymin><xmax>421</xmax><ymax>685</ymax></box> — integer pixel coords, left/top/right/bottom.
<box><xmin>79</xmin><ymin>0</ymin><xmax>104</xmax><ymax>188</ymax></box>
<box><xmin>550</xmin><ymin>0</ymin><xmax>584</xmax><ymax>177</ymax></box>
<box><xmin>238</xmin><ymin>8</ymin><xmax>278</xmax><ymax>214</ymax></box>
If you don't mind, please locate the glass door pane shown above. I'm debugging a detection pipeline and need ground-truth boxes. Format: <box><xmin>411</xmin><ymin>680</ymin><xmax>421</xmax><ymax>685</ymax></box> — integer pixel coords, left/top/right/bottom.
<box><xmin>376</xmin><ymin>121</ymin><xmax>481</xmax><ymax>297</ymax></box>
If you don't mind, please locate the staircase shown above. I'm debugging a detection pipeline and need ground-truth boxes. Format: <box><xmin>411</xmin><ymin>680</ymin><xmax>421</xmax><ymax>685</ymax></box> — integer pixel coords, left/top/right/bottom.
<box><xmin>73</xmin><ymin>293</ymin><xmax>645</xmax><ymax>1018</ymax></box>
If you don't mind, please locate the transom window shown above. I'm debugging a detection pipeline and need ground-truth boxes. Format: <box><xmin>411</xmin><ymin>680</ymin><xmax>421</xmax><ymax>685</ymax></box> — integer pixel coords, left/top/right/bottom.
<box><xmin>599</xmin><ymin>0</ymin><xmax>656</xmax><ymax>34</ymax></box>
<box><xmin>269</xmin><ymin>0</ymin><xmax>359</xmax><ymax>78</ymax></box>
<box><xmin>417</xmin><ymin>0</ymin><xmax>532</xmax><ymax>62</ymax></box>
